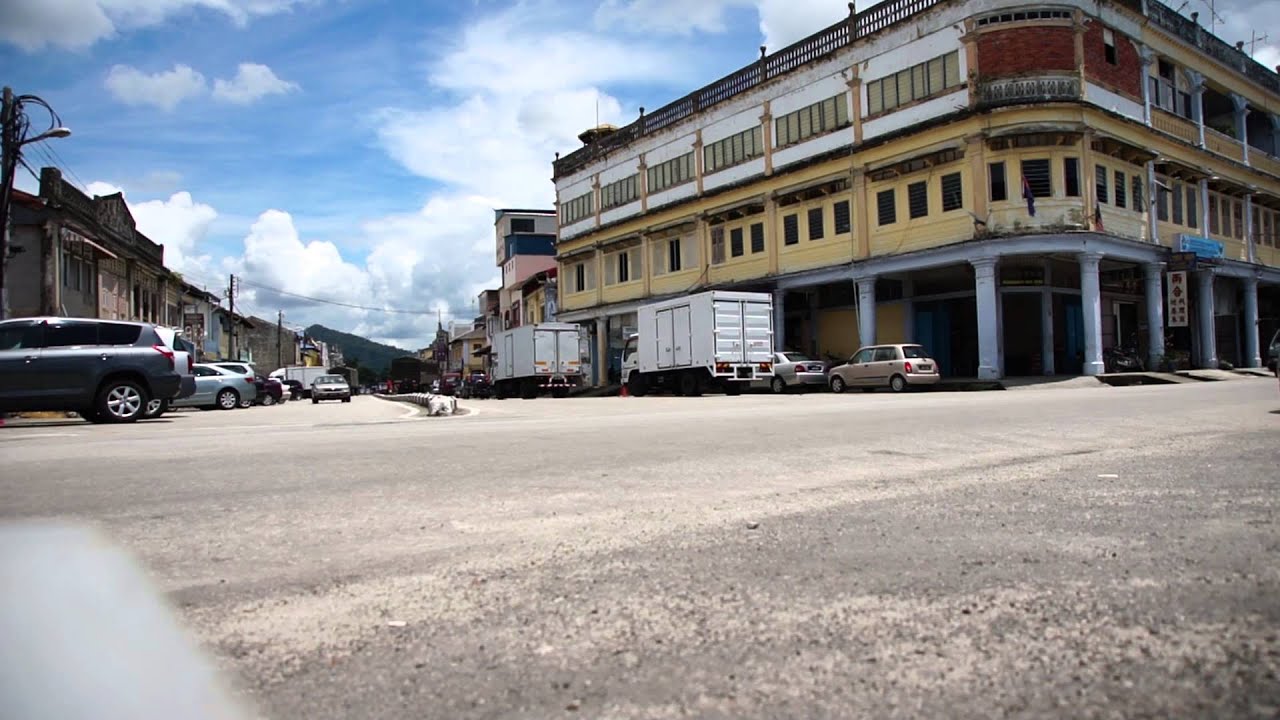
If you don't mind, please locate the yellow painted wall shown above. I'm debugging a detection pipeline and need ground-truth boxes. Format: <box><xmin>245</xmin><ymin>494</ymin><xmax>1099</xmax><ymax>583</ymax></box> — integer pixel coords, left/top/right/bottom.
<box><xmin>557</xmin><ymin>105</ymin><xmax>1280</xmax><ymax>317</ymax></box>
<box><xmin>816</xmin><ymin>309</ymin><xmax>859</xmax><ymax>360</ymax></box>
<box><xmin>877</xmin><ymin>303</ymin><xmax>907</xmax><ymax>345</ymax></box>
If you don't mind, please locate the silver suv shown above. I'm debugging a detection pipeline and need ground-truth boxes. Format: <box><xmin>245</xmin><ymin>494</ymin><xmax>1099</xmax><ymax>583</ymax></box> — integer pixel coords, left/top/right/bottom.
<box><xmin>0</xmin><ymin>317</ymin><xmax>183</xmax><ymax>423</ymax></box>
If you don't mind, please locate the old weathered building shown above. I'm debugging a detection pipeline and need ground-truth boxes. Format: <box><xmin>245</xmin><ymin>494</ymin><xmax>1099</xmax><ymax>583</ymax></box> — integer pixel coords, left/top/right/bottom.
<box><xmin>553</xmin><ymin>0</ymin><xmax>1280</xmax><ymax>383</ymax></box>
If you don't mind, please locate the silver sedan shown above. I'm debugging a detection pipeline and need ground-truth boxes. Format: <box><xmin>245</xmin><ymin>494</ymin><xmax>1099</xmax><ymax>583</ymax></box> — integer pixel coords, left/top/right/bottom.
<box><xmin>753</xmin><ymin>351</ymin><xmax>829</xmax><ymax>394</ymax></box>
<box><xmin>171</xmin><ymin>364</ymin><xmax>259</xmax><ymax>410</ymax></box>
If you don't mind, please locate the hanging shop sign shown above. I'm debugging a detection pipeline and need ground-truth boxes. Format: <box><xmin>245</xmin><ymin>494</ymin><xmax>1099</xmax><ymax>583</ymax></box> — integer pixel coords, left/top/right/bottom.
<box><xmin>1166</xmin><ymin>270</ymin><xmax>1189</xmax><ymax>328</ymax></box>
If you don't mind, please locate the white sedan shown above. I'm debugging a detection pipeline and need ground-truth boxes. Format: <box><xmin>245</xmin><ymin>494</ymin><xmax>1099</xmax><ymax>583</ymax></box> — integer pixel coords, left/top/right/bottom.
<box><xmin>752</xmin><ymin>351</ymin><xmax>829</xmax><ymax>394</ymax></box>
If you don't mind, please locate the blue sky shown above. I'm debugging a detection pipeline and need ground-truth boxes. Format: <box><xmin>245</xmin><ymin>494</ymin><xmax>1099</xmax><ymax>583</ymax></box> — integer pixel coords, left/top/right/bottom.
<box><xmin>2</xmin><ymin>0</ymin><xmax>1276</xmax><ymax>348</ymax></box>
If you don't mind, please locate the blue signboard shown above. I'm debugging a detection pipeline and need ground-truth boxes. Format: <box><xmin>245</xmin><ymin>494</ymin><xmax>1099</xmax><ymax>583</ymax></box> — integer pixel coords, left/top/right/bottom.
<box><xmin>1177</xmin><ymin>234</ymin><xmax>1224</xmax><ymax>259</ymax></box>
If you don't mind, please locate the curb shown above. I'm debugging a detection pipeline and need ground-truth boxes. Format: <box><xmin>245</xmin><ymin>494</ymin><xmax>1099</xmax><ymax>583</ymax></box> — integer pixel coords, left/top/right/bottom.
<box><xmin>374</xmin><ymin>393</ymin><xmax>471</xmax><ymax>418</ymax></box>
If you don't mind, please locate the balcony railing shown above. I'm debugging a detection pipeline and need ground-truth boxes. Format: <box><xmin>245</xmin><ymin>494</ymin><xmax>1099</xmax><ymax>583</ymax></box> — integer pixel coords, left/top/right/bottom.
<box><xmin>1151</xmin><ymin>107</ymin><xmax>1198</xmax><ymax>144</ymax></box>
<box><xmin>1250</xmin><ymin>150</ymin><xmax>1280</xmax><ymax>178</ymax></box>
<box><xmin>977</xmin><ymin>75</ymin><xmax>1080</xmax><ymax>107</ymax></box>
<box><xmin>554</xmin><ymin>0</ymin><xmax>946</xmax><ymax>178</ymax></box>
<box><xmin>1204</xmin><ymin>127</ymin><xmax>1245</xmax><ymax>162</ymax></box>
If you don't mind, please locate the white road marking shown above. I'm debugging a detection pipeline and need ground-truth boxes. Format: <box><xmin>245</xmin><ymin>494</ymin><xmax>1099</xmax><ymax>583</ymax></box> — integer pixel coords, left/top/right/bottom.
<box><xmin>1098</xmin><ymin>474</ymin><xmax>1119</xmax><ymax>478</ymax></box>
<box><xmin>0</xmin><ymin>432</ymin><xmax>82</xmax><ymax>441</ymax></box>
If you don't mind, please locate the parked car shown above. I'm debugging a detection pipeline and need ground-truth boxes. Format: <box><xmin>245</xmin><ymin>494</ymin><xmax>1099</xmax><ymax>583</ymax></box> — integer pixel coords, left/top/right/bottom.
<box><xmin>828</xmin><ymin>344</ymin><xmax>941</xmax><ymax>393</ymax></box>
<box><xmin>311</xmin><ymin>374</ymin><xmax>351</xmax><ymax>403</ymax></box>
<box><xmin>752</xmin><ymin>351</ymin><xmax>828</xmax><ymax>394</ymax></box>
<box><xmin>279</xmin><ymin>378</ymin><xmax>305</xmax><ymax>400</ymax></box>
<box><xmin>148</xmin><ymin>327</ymin><xmax>198</xmax><ymax>419</ymax></box>
<box><xmin>257</xmin><ymin>377</ymin><xmax>285</xmax><ymax>406</ymax></box>
<box><xmin>0</xmin><ymin>317</ymin><xmax>181</xmax><ymax>423</ymax></box>
<box><xmin>211</xmin><ymin>362</ymin><xmax>261</xmax><ymax>408</ymax></box>
<box><xmin>1267</xmin><ymin>329</ymin><xmax>1279</xmax><ymax>371</ymax></box>
<box><xmin>171</xmin><ymin>364</ymin><xmax>258</xmax><ymax>410</ymax></box>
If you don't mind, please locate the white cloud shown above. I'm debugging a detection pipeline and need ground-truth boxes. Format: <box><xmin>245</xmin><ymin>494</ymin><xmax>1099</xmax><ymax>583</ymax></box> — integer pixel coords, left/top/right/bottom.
<box><xmin>212</xmin><ymin>63</ymin><xmax>299</xmax><ymax>104</ymax></box>
<box><xmin>0</xmin><ymin>0</ymin><xmax>303</xmax><ymax>52</ymax></box>
<box><xmin>104</xmin><ymin>64</ymin><xmax>207</xmax><ymax>111</ymax></box>
<box><xmin>592</xmin><ymin>0</ymin><xmax>848</xmax><ymax>50</ymax></box>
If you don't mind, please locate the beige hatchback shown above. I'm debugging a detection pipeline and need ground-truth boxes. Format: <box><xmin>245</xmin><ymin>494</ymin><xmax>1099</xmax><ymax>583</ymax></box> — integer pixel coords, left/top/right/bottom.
<box><xmin>829</xmin><ymin>344</ymin><xmax>941</xmax><ymax>393</ymax></box>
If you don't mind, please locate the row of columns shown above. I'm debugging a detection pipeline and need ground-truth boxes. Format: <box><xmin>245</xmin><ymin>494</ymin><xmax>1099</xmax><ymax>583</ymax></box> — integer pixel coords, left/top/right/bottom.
<box><xmin>770</xmin><ymin>253</ymin><xmax>1265</xmax><ymax>379</ymax></box>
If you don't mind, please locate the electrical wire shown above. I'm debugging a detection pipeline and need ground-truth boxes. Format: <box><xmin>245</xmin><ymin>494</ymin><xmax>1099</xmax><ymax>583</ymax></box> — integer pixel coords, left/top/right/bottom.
<box><xmin>38</xmin><ymin>140</ymin><xmax>90</xmax><ymax>191</ymax></box>
<box><xmin>232</xmin><ymin>277</ymin><xmax>477</xmax><ymax>317</ymax></box>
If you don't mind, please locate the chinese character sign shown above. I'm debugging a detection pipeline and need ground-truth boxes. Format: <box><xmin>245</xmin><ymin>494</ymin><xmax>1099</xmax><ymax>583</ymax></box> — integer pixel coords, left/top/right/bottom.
<box><xmin>1167</xmin><ymin>271</ymin><xmax>1189</xmax><ymax>328</ymax></box>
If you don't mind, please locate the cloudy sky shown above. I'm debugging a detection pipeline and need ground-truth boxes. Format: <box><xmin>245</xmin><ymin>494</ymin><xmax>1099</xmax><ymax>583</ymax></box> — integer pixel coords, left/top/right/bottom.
<box><xmin>2</xmin><ymin>0</ymin><xmax>1277</xmax><ymax>348</ymax></box>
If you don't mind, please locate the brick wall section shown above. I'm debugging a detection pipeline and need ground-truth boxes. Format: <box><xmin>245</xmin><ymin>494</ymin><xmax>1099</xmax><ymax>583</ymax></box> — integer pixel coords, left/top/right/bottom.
<box><xmin>1082</xmin><ymin>22</ymin><xmax>1143</xmax><ymax>98</ymax></box>
<box><xmin>977</xmin><ymin>26</ymin><xmax>1076</xmax><ymax>77</ymax></box>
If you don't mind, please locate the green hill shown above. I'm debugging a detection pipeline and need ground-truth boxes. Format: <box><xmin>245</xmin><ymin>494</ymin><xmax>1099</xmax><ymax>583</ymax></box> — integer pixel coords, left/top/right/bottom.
<box><xmin>304</xmin><ymin>324</ymin><xmax>416</xmax><ymax>375</ymax></box>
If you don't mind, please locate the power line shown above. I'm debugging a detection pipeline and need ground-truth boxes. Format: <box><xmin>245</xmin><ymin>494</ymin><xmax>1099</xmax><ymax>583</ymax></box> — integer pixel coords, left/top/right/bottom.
<box><xmin>38</xmin><ymin>140</ymin><xmax>90</xmax><ymax>191</ymax></box>
<box><xmin>234</xmin><ymin>276</ymin><xmax>476</xmax><ymax>317</ymax></box>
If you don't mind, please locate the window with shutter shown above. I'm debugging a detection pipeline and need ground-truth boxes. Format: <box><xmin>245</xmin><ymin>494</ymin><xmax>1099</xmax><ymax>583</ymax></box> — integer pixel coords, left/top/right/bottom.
<box><xmin>908</xmin><ymin>181</ymin><xmax>928</xmax><ymax>219</ymax></box>
<box><xmin>1209</xmin><ymin>195</ymin><xmax>1219</xmax><ymax>234</ymax></box>
<box><xmin>808</xmin><ymin>207</ymin><xmax>824</xmax><ymax>240</ymax></box>
<box><xmin>1186</xmin><ymin>187</ymin><xmax>1197</xmax><ymax>228</ymax></box>
<box><xmin>927</xmin><ymin>57</ymin><xmax>944</xmax><ymax>95</ymax></box>
<box><xmin>867</xmin><ymin>80</ymin><xmax>883</xmax><ymax>114</ymax></box>
<box><xmin>1172</xmin><ymin>182</ymin><xmax>1183</xmax><ymax>224</ymax></box>
<box><xmin>667</xmin><ymin>238</ymin><xmax>681</xmax><ymax>273</ymax></box>
<box><xmin>1114</xmin><ymin>170</ymin><xmax>1126</xmax><ymax>208</ymax></box>
<box><xmin>652</xmin><ymin>239</ymin><xmax>666</xmax><ymax>276</ymax></box>
<box><xmin>1064</xmin><ymin>158</ymin><xmax>1080</xmax><ymax>197</ymax></box>
<box><xmin>833</xmin><ymin>200</ymin><xmax>851</xmax><ymax>233</ymax></box>
<box><xmin>941</xmin><ymin>173</ymin><xmax>962</xmax><ymax>212</ymax></box>
<box><xmin>730</xmin><ymin>227</ymin><xmax>744</xmax><ymax>257</ymax></box>
<box><xmin>1131</xmin><ymin>175</ymin><xmax>1143</xmax><ymax>212</ymax></box>
<box><xmin>896</xmin><ymin>71</ymin><xmax>911</xmax><ymax>106</ymax></box>
<box><xmin>783</xmin><ymin>214</ymin><xmax>799</xmax><ymax>245</ymax></box>
<box><xmin>681</xmin><ymin>234</ymin><xmax>698</xmax><ymax>269</ymax></box>
<box><xmin>911</xmin><ymin>65</ymin><xmax>926</xmax><ymax>100</ymax></box>
<box><xmin>711</xmin><ymin>226</ymin><xmax>726</xmax><ymax>264</ymax></box>
<box><xmin>617</xmin><ymin>251</ymin><xmax>630</xmax><ymax>283</ymax></box>
<box><xmin>944</xmin><ymin>52</ymin><xmax>960</xmax><ymax>87</ymax></box>
<box><xmin>989</xmin><ymin>162</ymin><xmax>1007</xmax><ymax>201</ymax></box>
<box><xmin>877</xmin><ymin>189</ymin><xmax>897</xmax><ymax>225</ymax></box>
<box><xmin>750</xmin><ymin>222</ymin><xmax>765</xmax><ymax>253</ymax></box>
<box><xmin>604</xmin><ymin>254</ymin><xmax>617</xmax><ymax>285</ymax></box>
<box><xmin>1095</xmin><ymin>165</ymin><xmax>1108</xmax><ymax>205</ymax></box>
<box><xmin>1021</xmin><ymin>159</ymin><xmax>1051</xmax><ymax>198</ymax></box>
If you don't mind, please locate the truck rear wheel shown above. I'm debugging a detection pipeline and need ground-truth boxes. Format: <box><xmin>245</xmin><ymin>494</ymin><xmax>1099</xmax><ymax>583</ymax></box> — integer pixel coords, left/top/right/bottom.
<box><xmin>678</xmin><ymin>371</ymin><xmax>703</xmax><ymax>397</ymax></box>
<box><xmin>723</xmin><ymin>382</ymin><xmax>742</xmax><ymax>396</ymax></box>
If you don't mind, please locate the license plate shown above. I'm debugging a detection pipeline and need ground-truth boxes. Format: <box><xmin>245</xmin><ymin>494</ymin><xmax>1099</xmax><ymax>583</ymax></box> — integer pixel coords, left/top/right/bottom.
<box><xmin>919</xmin><ymin>364</ymin><xmax>932</xmax><ymax>371</ymax></box>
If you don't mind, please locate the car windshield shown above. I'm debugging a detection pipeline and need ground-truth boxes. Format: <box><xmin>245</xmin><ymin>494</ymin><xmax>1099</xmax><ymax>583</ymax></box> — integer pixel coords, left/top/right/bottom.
<box><xmin>316</xmin><ymin>375</ymin><xmax>344</xmax><ymax>383</ymax></box>
<box><xmin>781</xmin><ymin>352</ymin><xmax>811</xmax><ymax>362</ymax></box>
<box><xmin>901</xmin><ymin>345</ymin><xmax>929</xmax><ymax>359</ymax></box>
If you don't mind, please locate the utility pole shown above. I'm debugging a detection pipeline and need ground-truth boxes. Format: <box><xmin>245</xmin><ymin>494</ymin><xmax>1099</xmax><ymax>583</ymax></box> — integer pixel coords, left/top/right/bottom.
<box><xmin>0</xmin><ymin>88</ymin><xmax>69</xmax><ymax>322</ymax></box>
<box><xmin>227</xmin><ymin>273</ymin><xmax>237</xmax><ymax>360</ymax></box>
<box><xmin>277</xmin><ymin>309</ymin><xmax>284</xmax><ymax>370</ymax></box>
<box><xmin>1248</xmin><ymin>30</ymin><xmax>1269</xmax><ymax>57</ymax></box>
<box><xmin>0</xmin><ymin>87</ymin><xmax>16</xmax><ymax>322</ymax></box>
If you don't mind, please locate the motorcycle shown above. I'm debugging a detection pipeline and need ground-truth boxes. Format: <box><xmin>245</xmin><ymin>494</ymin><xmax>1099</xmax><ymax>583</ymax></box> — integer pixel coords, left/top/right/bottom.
<box><xmin>1103</xmin><ymin>346</ymin><xmax>1144</xmax><ymax>373</ymax></box>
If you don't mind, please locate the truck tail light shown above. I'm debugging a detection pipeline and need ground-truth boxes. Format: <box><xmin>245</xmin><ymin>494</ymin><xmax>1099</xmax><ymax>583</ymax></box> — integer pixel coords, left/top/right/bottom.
<box><xmin>153</xmin><ymin>345</ymin><xmax>175</xmax><ymax>369</ymax></box>
<box><xmin>715</xmin><ymin>362</ymin><xmax>730</xmax><ymax>373</ymax></box>
<box><xmin>758</xmin><ymin>362</ymin><xmax>772</xmax><ymax>372</ymax></box>
<box><xmin>904</xmin><ymin>362</ymin><xmax>914</xmax><ymax>374</ymax></box>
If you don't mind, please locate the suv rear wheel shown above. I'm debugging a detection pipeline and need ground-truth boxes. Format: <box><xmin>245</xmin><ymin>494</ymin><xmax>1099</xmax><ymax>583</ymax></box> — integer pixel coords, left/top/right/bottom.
<box><xmin>216</xmin><ymin>388</ymin><xmax>240</xmax><ymax>410</ymax></box>
<box><xmin>96</xmin><ymin>379</ymin><xmax>148</xmax><ymax>423</ymax></box>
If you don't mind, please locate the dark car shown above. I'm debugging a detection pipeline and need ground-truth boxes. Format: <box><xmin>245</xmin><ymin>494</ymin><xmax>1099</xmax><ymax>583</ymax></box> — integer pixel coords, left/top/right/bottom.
<box><xmin>257</xmin><ymin>377</ymin><xmax>285</xmax><ymax>406</ymax></box>
<box><xmin>279</xmin><ymin>378</ymin><xmax>305</xmax><ymax>400</ymax></box>
<box><xmin>0</xmin><ymin>317</ymin><xmax>182</xmax><ymax>423</ymax></box>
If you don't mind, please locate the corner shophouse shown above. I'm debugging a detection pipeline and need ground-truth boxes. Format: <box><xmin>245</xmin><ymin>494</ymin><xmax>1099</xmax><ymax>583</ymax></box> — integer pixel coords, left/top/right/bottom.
<box><xmin>552</xmin><ymin>0</ymin><xmax>1280</xmax><ymax>384</ymax></box>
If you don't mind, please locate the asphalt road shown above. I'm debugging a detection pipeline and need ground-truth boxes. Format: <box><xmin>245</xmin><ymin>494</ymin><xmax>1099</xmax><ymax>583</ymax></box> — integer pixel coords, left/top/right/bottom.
<box><xmin>3</xmin><ymin>380</ymin><xmax>1280</xmax><ymax>719</ymax></box>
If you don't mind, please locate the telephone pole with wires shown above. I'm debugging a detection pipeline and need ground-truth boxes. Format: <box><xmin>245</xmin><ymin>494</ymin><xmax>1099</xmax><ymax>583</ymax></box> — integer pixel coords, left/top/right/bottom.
<box><xmin>227</xmin><ymin>274</ymin><xmax>239</xmax><ymax>360</ymax></box>
<box><xmin>0</xmin><ymin>87</ymin><xmax>71</xmax><ymax>321</ymax></box>
<box><xmin>277</xmin><ymin>310</ymin><xmax>284</xmax><ymax>370</ymax></box>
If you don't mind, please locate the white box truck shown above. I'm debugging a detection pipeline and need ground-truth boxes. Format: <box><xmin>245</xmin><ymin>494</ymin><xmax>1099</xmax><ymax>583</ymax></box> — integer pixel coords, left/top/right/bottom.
<box><xmin>621</xmin><ymin>290</ymin><xmax>774</xmax><ymax>396</ymax></box>
<box><xmin>268</xmin><ymin>366</ymin><xmax>329</xmax><ymax>398</ymax></box>
<box><xmin>491</xmin><ymin>323</ymin><xmax>584</xmax><ymax>399</ymax></box>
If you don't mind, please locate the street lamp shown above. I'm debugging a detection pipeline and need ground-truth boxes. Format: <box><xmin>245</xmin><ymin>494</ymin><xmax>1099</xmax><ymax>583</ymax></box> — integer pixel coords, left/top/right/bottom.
<box><xmin>1</xmin><ymin>86</ymin><xmax>72</xmax><ymax>321</ymax></box>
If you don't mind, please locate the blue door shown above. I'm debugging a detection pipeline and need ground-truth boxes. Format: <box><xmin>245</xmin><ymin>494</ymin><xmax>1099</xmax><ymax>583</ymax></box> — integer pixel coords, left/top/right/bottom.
<box><xmin>914</xmin><ymin>303</ymin><xmax>953</xmax><ymax>376</ymax></box>
<box><xmin>1062</xmin><ymin>295</ymin><xmax>1084</xmax><ymax>375</ymax></box>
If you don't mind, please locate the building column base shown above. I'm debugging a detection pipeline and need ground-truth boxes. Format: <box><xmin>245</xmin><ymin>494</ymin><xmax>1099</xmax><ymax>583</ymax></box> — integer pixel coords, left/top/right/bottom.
<box><xmin>977</xmin><ymin>365</ymin><xmax>1002</xmax><ymax>381</ymax></box>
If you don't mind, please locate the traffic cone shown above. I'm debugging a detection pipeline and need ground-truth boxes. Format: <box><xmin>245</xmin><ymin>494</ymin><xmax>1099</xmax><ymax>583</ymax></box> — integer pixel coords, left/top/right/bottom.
<box><xmin>619</xmin><ymin>383</ymin><xmax>629</xmax><ymax>398</ymax></box>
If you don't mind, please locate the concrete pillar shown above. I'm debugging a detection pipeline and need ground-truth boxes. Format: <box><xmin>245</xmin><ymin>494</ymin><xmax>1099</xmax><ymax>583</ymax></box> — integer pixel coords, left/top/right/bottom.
<box><xmin>1078</xmin><ymin>252</ymin><xmax>1105</xmax><ymax>376</ymax></box>
<box><xmin>1195</xmin><ymin>269</ymin><xmax>1217</xmax><ymax>369</ymax></box>
<box><xmin>1139</xmin><ymin>45</ymin><xmax>1154</xmax><ymax>125</ymax></box>
<box><xmin>1146</xmin><ymin>161</ymin><xmax>1159</xmax><ymax>244</ymax></box>
<box><xmin>1041</xmin><ymin>288</ymin><xmax>1056</xmax><ymax>375</ymax></box>
<box><xmin>856</xmin><ymin>276</ymin><xmax>876</xmax><ymax>348</ymax></box>
<box><xmin>772</xmin><ymin>289</ymin><xmax>785</xmax><ymax>351</ymax></box>
<box><xmin>1230</xmin><ymin>93</ymin><xmax>1250</xmax><ymax>165</ymax></box>
<box><xmin>971</xmin><ymin>257</ymin><xmax>1001</xmax><ymax>380</ymax></box>
<box><xmin>1185</xmin><ymin>69</ymin><xmax>1205</xmax><ymax>147</ymax></box>
<box><xmin>1244</xmin><ymin>194</ymin><xmax>1256</xmax><ymax>264</ymax></box>
<box><xmin>1143</xmin><ymin>262</ymin><xmax>1166</xmax><ymax>370</ymax></box>
<box><xmin>594</xmin><ymin>316</ymin><xmax>607</xmax><ymax>386</ymax></box>
<box><xmin>1242</xmin><ymin>276</ymin><xmax>1261</xmax><ymax>368</ymax></box>
<box><xmin>1199</xmin><ymin>178</ymin><xmax>1210</xmax><ymax>238</ymax></box>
